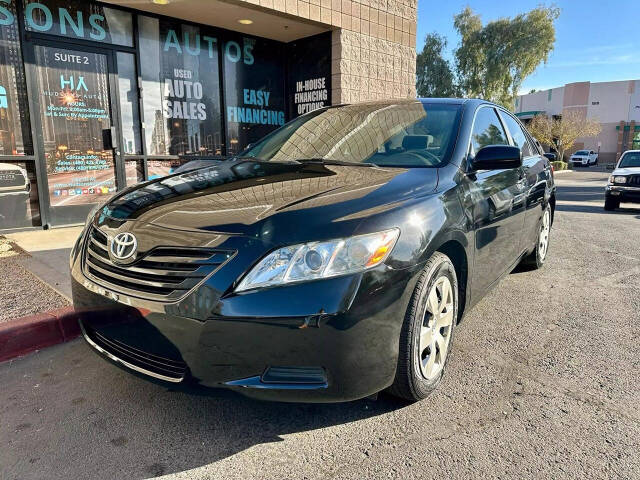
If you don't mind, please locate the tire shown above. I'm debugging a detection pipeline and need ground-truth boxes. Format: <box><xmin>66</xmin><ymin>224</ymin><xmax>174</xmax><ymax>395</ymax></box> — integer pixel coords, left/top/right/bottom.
<box><xmin>604</xmin><ymin>196</ymin><xmax>620</xmax><ymax>211</ymax></box>
<box><xmin>388</xmin><ymin>252</ymin><xmax>458</xmax><ymax>402</ymax></box>
<box><xmin>521</xmin><ymin>204</ymin><xmax>552</xmax><ymax>270</ymax></box>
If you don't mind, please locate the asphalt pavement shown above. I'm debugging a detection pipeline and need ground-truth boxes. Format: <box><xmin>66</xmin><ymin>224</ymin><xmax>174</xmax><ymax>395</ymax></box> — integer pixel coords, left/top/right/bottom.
<box><xmin>1</xmin><ymin>169</ymin><xmax>639</xmax><ymax>480</ymax></box>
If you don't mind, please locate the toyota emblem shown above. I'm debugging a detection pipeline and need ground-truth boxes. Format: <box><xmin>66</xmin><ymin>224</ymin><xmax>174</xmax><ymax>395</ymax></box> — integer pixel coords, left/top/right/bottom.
<box><xmin>110</xmin><ymin>232</ymin><xmax>137</xmax><ymax>261</ymax></box>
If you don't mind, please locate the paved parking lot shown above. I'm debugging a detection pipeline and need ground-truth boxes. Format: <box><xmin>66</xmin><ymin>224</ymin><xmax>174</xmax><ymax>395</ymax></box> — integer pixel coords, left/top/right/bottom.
<box><xmin>1</xmin><ymin>169</ymin><xmax>639</xmax><ymax>480</ymax></box>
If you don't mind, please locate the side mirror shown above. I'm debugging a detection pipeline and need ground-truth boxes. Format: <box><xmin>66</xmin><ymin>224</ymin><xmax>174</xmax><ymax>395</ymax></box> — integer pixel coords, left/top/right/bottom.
<box><xmin>543</xmin><ymin>152</ymin><xmax>557</xmax><ymax>161</ymax></box>
<box><xmin>472</xmin><ymin>145</ymin><xmax>522</xmax><ymax>171</ymax></box>
<box><xmin>606</xmin><ymin>164</ymin><xmax>615</xmax><ymax>171</ymax></box>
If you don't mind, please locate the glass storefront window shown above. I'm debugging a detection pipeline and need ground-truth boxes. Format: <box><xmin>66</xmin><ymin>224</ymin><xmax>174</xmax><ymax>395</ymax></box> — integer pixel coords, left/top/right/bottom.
<box><xmin>223</xmin><ymin>34</ymin><xmax>286</xmax><ymax>155</ymax></box>
<box><xmin>117</xmin><ymin>52</ymin><xmax>142</xmax><ymax>155</ymax></box>
<box><xmin>23</xmin><ymin>0</ymin><xmax>133</xmax><ymax>46</ymax></box>
<box><xmin>0</xmin><ymin>160</ymin><xmax>40</xmax><ymax>229</ymax></box>
<box><xmin>0</xmin><ymin>0</ymin><xmax>32</xmax><ymax>155</ymax></box>
<box><xmin>138</xmin><ymin>15</ymin><xmax>223</xmax><ymax>157</ymax></box>
<box><xmin>33</xmin><ymin>45</ymin><xmax>116</xmax><ymax>225</ymax></box>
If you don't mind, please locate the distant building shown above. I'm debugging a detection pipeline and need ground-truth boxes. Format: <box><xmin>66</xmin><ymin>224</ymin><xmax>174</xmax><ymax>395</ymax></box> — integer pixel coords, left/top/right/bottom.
<box><xmin>515</xmin><ymin>80</ymin><xmax>640</xmax><ymax>163</ymax></box>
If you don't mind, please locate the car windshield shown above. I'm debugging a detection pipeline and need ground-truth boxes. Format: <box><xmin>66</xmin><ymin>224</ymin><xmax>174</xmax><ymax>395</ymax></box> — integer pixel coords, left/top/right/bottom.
<box><xmin>575</xmin><ymin>150</ymin><xmax>589</xmax><ymax>155</ymax></box>
<box><xmin>618</xmin><ymin>152</ymin><xmax>640</xmax><ymax>168</ymax></box>
<box><xmin>240</xmin><ymin>101</ymin><xmax>462</xmax><ymax>168</ymax></box>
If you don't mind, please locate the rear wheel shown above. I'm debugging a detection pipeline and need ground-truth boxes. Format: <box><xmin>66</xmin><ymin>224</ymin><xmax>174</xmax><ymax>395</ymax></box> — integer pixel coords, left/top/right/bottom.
<box><xmin>521</xmin><ymin>204</ymin><xmax>551</xmax><ymax>269</ymax></box>
<box><xmin>388</xmin><ymin>252</ymin><xmax>457</xmax><ymax>402</ymax></box>
<box><xmin>604</xmin><ymin>196</ymin><xmax>620</xmax><ymax>211</ymax></box>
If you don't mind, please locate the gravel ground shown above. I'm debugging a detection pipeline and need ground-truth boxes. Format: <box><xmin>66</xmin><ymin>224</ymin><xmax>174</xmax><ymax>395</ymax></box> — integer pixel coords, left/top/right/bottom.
<box><xmin>0</xmin><ymin>170</ymin><xmax>638</xmax><ymax>479</ymax></box>
<box><xmin>0</xmin><ymin>237</ymin><xmax>70</xmax><ymax>323</ymax></box>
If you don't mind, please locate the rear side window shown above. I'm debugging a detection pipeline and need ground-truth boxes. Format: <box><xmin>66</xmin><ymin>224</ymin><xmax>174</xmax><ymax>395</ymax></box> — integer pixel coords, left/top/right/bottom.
<box><xmin>500</xmin><ymin>112</ymin><xmax>535</xmax><ymax>157</ymax></box>
<box><xmin>470</xmin><ymin>107</ymin><xmax>508</xmax><ymax>155</ymax></box>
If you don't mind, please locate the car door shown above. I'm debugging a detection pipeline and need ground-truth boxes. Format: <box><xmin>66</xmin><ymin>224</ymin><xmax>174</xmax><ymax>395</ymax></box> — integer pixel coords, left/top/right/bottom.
<box><xmin>499</xmin><ymin>111</ymin><xmax>548</xmax><ymax>255</ymax></box>
<box><xmin>467</xmin><ymin>106</ymin><xmax>527</xmax><ymax>297</ymax></box>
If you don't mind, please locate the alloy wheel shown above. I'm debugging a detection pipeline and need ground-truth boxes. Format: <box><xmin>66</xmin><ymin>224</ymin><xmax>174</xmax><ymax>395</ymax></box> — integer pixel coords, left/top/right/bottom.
<box><xmin>539</xmin><ymin>208</ymin><xmax>551</xmax><ymax>260</ymax></box>
<box><xmin>418</xmin><ymin>276</ymin><xmax>454</xmax><ymax>380</ymax></box>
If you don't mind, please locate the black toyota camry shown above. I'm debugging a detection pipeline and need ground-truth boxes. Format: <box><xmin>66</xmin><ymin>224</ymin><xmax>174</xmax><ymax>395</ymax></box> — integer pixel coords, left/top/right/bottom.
<box><xmin>70</xmin><ymin>98</ymin><xmax>556</xmax><ymax>403</ymax></box>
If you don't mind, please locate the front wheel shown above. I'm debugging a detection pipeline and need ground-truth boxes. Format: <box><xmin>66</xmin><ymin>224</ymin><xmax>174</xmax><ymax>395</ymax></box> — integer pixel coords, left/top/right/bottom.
<box><xmin>604</xmin><ymin>196</ymin><xmax>620</xmax><ymax>211</ymax></box>
<box><xmin>521</xmin><ymin>204</ymin><xmax>551</xmax><ymax>269</ymax></box>
<box><xmin>388</xmin><ymin>252</ymin><xmax>457</xmax><ymax>402</ymax></box>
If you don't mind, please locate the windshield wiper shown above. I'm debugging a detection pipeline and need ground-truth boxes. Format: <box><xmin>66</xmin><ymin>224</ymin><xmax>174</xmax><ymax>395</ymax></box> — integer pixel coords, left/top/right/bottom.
<box><xmin>294</xmin><ymin>158</ymin><xmax>377</xmax><ymax>167</ymax></box>
<box><xmin>232</xmin><ymin>156</ymin><xmax>377</xmax><ymax>167</ymax></box>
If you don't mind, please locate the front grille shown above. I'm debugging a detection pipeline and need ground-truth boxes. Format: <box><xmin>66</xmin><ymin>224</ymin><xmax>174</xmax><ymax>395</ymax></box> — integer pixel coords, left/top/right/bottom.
<box><xmin>629</xmin><ymin>175</ymin><xmax>640</xmax><ymax>186</ymax></box>
<box><xmin>83</xmin><ymin>227</ymin><xmax>235</xmax><ymax>302</ymax></box>
<box><xmin>85</xmin><ymin>324</ymin><xmax>188</xmax><ymax>381</ymax></box>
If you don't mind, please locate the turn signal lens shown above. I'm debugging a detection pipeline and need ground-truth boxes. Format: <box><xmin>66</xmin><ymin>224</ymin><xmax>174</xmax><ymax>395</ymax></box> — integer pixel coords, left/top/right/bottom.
<box><xmin>235</xmin><ymin>229</ymin><xmax>400</xmax><ymax>292</ymax></box>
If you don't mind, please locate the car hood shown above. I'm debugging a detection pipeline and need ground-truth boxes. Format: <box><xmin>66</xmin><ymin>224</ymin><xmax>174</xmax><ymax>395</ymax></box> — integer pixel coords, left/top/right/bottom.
<box><xmin>98</xmin><ymin>159</ymin><xmax>437</xmax><ymax>241</ymax></box>
<box><xmin>612</xmin><ymin>167</ymin><xmax>640</xmax><ymax>175</ymax></box>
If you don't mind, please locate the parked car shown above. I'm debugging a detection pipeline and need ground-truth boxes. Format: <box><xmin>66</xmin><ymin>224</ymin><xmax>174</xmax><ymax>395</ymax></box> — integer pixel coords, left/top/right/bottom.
<box><xmin>70</xmin><ymin>99</ymin><xmax>556</xmax><ymax>403</ymax></box>
<box><xmin>570</xmin><ymin>149</ymin><xmax>598</xmax><ymax>167</ymax></box>
<box><xmin>0</xmin><ymin>162</ymin><xmax>30</xmax><ymax>225</ymax></box>
<box><xmin>605</xmin><ymin>150</ymin><xmax>640</xmax><ymax>210</ymax></box>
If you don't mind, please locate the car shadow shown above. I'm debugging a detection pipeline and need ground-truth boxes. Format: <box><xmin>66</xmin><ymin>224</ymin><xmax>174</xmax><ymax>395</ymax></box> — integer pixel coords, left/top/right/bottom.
<box><xmin>556</xmin><ymin>185</ymin><xmax>606</xmax><ymax>203</ymax></box>
<box><xmin>4</xmin><ymin>340</ymin><xmax>410</xmax><ymax>479</ymax></box>
<box><xmin>556</xmin><ymin>203</ymin><xmax>640</xmax><ymax>216</ymax></box>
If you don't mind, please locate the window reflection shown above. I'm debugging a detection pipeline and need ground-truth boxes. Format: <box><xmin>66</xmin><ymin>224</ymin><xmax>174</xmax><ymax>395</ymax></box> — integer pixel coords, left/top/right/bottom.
<box><xmin>0</xmin><ymin>0</ymin><xmax>31</xmax><ymax>155</ymax></box>
<box><xmin>138</xmin><ymin>16</ymin><xmax>223</xmax><ymax>157</ymax></box>
<box><xmin>117</xmin><ymin>52</ymin><xmax>142</xmax><ymax>155</ymax></box>
<box><xmin>0</xmin><ymin>161</ymin><xmax>40</xmax><ymax>229</ymax></box>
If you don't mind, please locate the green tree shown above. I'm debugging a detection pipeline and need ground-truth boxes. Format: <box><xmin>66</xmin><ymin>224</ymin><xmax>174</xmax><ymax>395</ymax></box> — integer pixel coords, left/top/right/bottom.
<box><xmin>416</xmin><ymin>33</ymin><xmax>457</xmax><ymax>98</ymax></box>
<box><xmin>528</xmin><ymin>111</ymin><xmax>602</xmax><ymax>162</ymax></box>
<box><xmin>452</xmin><ymin>6</ymin><xmax>559</xmax><ymax>108</ymax></box>
<box><xmin>474</xmin><ymin>124</ymin><xmax>507</xmax><ymax>149</ymax></box>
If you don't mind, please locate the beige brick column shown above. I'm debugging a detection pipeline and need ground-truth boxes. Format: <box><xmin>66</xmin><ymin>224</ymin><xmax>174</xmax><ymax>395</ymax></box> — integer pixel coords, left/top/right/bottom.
<box><xmin>329</xmin><ymin>1</ymin><xmax>417</xmax><ymax>104</ymax></box>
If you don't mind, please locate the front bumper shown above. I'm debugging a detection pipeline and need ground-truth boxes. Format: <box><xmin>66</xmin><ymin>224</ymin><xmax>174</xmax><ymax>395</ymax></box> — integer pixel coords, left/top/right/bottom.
<box><xmin>71</xmin><ymin>237</ymin><xmax>418</xmax><ymax>402</ymax></box>
<box><xmin>606</xmin><ymin>185</ymin><xmax>640</xmax><ymax>203</ymax></box>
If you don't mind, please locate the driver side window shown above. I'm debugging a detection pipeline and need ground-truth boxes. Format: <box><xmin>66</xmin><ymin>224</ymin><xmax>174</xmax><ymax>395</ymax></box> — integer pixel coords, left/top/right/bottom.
<box><xmin>500</xmin><ymin>112</ymin><xmax>535</xmax><ymax>158</ymax></box>
<box><xmin>470</xmin><ymin>107</ymin><xmax>508</xmax><ymax>155</ymax></box>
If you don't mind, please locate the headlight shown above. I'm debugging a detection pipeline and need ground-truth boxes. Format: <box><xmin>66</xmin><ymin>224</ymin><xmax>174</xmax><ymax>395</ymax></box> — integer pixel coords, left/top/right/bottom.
<box><xmin>613</xmin><ymin>176</ymin><xmax>627</xmax><ymax>184</ymax></box>
<box><xmin>236</xmin><ymin>229</ymin><xmax>400</xmax><ymax>292</ymax></box>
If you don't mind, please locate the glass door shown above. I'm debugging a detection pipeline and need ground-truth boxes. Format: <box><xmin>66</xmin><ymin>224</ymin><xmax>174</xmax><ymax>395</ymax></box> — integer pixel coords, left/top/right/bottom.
<box><xmin>31</xmin><ymin>43</ymin><xmax>119</xmax><ymax>226</ymax></box>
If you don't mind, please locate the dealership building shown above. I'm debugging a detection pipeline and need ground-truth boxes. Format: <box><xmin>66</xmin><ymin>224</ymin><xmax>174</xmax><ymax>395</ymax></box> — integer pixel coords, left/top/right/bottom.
<box><xmin>0</xmin><ymin>0</ymin><xmax>418</xmax><ymax>231</ymax></box>
<box><xmin>515</xmin><ymin>79</ymin><xmax>640</xmax><ymax>163</ymax></box>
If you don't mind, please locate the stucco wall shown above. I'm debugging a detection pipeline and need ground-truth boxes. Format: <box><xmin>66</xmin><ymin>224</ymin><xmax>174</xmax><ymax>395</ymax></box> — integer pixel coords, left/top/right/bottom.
<box><xmin>628</xmin><ymin>80</ymin><xmax>640</xmax><ymax>122</ymax></box>
<box><xmin>517</xmin><ymin>80</ymin><xmax>640</xmax><ymax>161</ymax></box>
<box><xmin>236</xmin><ymin>0</ymin><xmax>418</xmax><ymax>103</ymax></box>
<box><xmin>516</xmin><ymin>87</ymin><xmax>564</xmax><ymax>117</ymax></box>
<box><xmin>587</xmin><ymin>80</ymin><xmax>635</xmax><ymax>124</ymax></box>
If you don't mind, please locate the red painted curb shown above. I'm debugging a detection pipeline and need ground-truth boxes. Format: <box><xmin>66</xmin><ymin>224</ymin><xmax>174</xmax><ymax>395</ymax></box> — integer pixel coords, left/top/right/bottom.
<box><xmin>0</xmin><ymin>306</ymin><xmax>80</xmax><ymax>362</ymax></box>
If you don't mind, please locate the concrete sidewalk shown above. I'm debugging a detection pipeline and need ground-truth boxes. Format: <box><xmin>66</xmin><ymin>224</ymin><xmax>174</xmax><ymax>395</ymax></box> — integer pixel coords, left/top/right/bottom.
<box><xmin>5</xmin><ymin>227</ymin><xmax>83</xmax><ymax>301</ymax></box>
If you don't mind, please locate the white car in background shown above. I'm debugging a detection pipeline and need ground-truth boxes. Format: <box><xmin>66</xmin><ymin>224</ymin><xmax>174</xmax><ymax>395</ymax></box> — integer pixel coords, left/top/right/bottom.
<box><xmin>570</xmin><ymin>149</ymin><xmax>598</xmax><ymax>167</ymax></box>
<box><xmin>604</xmin><ymin>150</ymin><xmax>640</xmax><ymax>210</ymax></box>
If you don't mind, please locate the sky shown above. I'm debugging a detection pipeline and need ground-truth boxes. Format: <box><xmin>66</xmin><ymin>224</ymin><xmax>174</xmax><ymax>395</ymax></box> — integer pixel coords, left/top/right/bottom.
<box><xmin>416</xmin><ymin>0</ymin><xmax>640</xmax><ymax>94</ymax></box>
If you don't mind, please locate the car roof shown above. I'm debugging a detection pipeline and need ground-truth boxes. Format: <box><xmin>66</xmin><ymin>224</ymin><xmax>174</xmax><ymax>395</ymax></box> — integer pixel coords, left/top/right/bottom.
<box><xmin>417</xmin><ymin>97</ymin><xmax>494</xmax><ymax>108</ymax></box>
